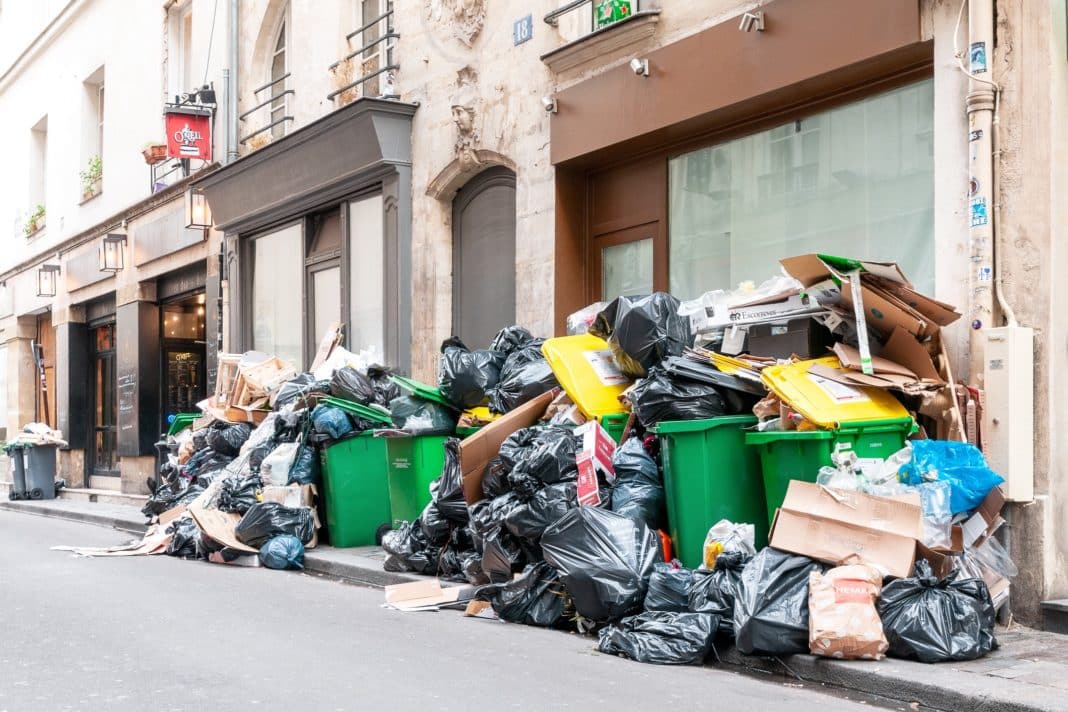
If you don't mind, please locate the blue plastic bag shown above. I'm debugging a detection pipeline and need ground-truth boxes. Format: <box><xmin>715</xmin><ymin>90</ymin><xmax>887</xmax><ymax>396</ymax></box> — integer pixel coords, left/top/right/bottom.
<box><xmin>312</xmin><ymin>405</ymin><xmax>354</xmax><ymax>440</ymax></box>
<box><xmin>900</xmin><ymin>441</ymin><xmax>1003</xmax><ymax>515</ymax></box>
<box><xmin>259</xmin><ymin>535</ymin><xmax>305</xmax><ymax>570</ymax></box>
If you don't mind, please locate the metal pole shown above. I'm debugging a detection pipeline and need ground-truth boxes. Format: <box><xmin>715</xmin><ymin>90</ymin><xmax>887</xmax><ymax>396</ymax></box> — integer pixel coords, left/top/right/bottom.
<box><xmin>228</xmin><ymin>0</ymin><xmax>239</xmax><ymax>163</ymax></box>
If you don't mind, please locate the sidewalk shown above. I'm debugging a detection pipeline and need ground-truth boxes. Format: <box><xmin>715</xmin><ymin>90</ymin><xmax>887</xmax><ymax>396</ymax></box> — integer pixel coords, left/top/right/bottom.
<box><xmin>1</xmin><ymin>498</ymin><xmax>1064</xmax><ymax>712</ymax></box>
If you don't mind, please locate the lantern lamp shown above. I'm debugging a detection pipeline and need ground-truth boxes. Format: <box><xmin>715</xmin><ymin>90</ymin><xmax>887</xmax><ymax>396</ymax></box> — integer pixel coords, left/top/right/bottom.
<box><xmin>36</xmin><ymin>264</ymin><xmax>60</xmax><ymax>298</ymax></box>
<box><xmin>99</xmin><ymin>233</ymin><xmax>127</xmax><ymax>273</ymax></box>
<box><xmin>185</xmin><ymin>186</ymin><xmax>212</xmax><ymax>229</ymax></box>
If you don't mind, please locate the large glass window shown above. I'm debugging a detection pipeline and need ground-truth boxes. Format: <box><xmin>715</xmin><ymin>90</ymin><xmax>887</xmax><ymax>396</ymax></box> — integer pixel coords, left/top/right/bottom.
<box><xmin>349</xmin><ymin>194</ymin><xmax>384</xmax><ymax>354</ymax></box>
<box><xmin>668</xmin><ymin>79</ymin><xmax>935</xmax><ymax>300</ymax></box>
<box><xmin>252</xmin><ymin>224</ymin><xmax>303</xmax><ymax>365</ymax></box>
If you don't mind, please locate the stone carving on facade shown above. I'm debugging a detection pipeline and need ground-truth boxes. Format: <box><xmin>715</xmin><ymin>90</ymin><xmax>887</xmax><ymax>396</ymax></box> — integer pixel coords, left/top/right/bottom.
<box><xmin>426</xmin><ymin>0</ymin><xmax>486</xmax><ymax>47</ymax></box>
<box><xmin>451</xmin><ymin>68</ymin><xmax>482</xmax><ymax>169</ymax></box>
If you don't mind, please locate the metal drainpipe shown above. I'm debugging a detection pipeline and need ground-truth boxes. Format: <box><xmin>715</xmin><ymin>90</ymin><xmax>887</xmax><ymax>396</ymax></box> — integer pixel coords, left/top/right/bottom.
<box><xmin>227</xmin><ymin>0</ymin><xmax>239</xmax><ymax>163</ymax></box>
<box><xmin>967</xmin><ymin>0</ymin><xmax>997</xmax><ymax>387</ymax></box>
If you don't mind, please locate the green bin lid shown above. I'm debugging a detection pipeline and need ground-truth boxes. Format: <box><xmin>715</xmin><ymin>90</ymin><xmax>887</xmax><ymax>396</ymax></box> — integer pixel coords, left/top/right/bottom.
<box><xmin>651</xmin><ymin>415</ymin><xmax>758</xmax><ymax>435</ymax></box>
<box><xmin>744</xmin><ymin>429</ymin><xmax>834</xmax><ymax>445</ymax></box>
<box><xmin>319</xmin><ymin>396</ymin><xmax>393</xmax><ymax>425</ymax></box>
<box><xmin>389</xmin><ymin>375</ymin><xmax>458</xmax><ymax>410</ymax></box>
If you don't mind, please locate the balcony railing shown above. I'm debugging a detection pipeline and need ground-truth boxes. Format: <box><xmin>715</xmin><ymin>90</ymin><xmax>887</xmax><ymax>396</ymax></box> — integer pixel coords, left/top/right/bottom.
<box><xmin>544</xmin><ymin>0</ymin><xmax>640</xmax><ymax>34</ymax></box>
<box><xmin>239</xmin><ymin>72</ymin><xmax>294</xmax><ymax>146</ymax></box>
<box><xmin>327</xmin><ymin>2</ymin><xmax>398</xmax><ymax>103</ymax></box>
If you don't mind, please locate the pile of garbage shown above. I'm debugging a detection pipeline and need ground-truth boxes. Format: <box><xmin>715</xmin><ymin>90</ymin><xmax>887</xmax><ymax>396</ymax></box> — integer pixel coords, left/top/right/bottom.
<box><xmin>378</xmin><ymin>252</ymin><xmax>1013</xmax><ymax>668</ymax></box>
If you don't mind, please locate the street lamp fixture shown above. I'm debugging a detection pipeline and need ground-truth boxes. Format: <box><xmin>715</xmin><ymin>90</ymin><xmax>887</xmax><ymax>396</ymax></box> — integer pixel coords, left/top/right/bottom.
<box><xmin>185</xmin><ymin>187</ymin><xmax>212</xmax><ymax>229</ymax></box>
<box><xmin>99</xmin><ymin>233</ymin><xmax>127</xmax><ymax>273</ymax></box>
<box><xmin>36</xmin><ymin>264</ymin><xmax>60</xmax><ymax>298</ymax></box>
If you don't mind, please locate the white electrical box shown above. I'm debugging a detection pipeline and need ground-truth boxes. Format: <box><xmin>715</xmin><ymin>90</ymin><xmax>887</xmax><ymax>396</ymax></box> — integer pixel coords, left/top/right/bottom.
<box><xmin>982</xmin><ymin>326</ymin><xmax>1034</xmax><ymax>502</ymax></box>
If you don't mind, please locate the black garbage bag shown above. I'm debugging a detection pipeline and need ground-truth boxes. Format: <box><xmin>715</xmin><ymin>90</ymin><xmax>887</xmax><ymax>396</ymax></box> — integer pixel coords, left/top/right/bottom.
<box><xmin>462</xmin><ymin>550</ymin><xmax>489</xmax><ymax>585</ymax></box>
<box><xmin>142</xmin><ymin>483</ymin><xmax>187</xmax><ymax>517</ymax></box>
<box><xmin>165</xmin><ymin>516</ymin><xmax>203</xmax><ymax>559</ymax></box>
<box><xmin>418</xmin><ymin>501</ymin><xmax>452</xmax><ymax>546</ymax></box>
<box><xmin>504</xmin><ymin>481</ymin><xmax>578</xmax><ymax>541</ymax></box>
<box><xmin>191</xmin><ymin>429</ymin><xmax>209</xmax><ymax>453</ymax></box>
<box><xmin>877</xmin><ymin>560</ymin><xmax>998</xmax><ymax>663</ymax></box>
<box><xmin>382</xmin><ymin>521</ymin><xmax>440</xmax><ymax>575</ymax></box>
<box><xmin>438</xmin><ymin>344</ymin><xmax>506</xmax><ymax>410</ymax></box>
<box><xmin>367</xmin><ymin>365</ymin><xmax>401</xmax><ymax>406</ymax></box>
<box><xmin>287</xmin><ymin>441</ymin><xmax>321</xmax><ymax>486</ymax></box>
<box><xmin>428</xmin><ymin>438</ymin><xmax>468</xmax><ymax>525</ymax></box>
<box><xmin>234</xmin><ymin>502</ymin><xmax>315</xmax><ymax>548</ymax></box>
<box><xmin>174</xmin><ymin>483</ymin><xmax>206</xmax><ymax>508</ymax></box>
<box><xmin>541</xmin><ymin>506</ymin><xmax>662</xmax><ymax>622</ymax></box>
<box><xmin>508</xmin><ymin>428</ymin><xmax>580</xmax><ymax>499</ymax></box>
<box><xmin>390</xmin><ymin>395</ymin><xmax>458</xmax><ymax>436</ymax></box>
<box><xmin>589</xmin><ymin>293</ymin><xmax>692</xmax><ymax>379</ymax></box>
<box><xmin>610</xmin><ymin>438</ymin><xmax>666</xmax><ymax>531</ymax></box>
<box><xmin>490</xmin><ymin>325</ymin><xmax>536</xmax><ymax>356</ymax></box>
<box><xmin>206</xmin><ymin>422</ymin><xmax>252</xmax><ymax>457</ymax></box>
<box><xmin>498</xmin><ymin>428</ymin><xmax>541</xmax><ymax>470</ymax></box>
<box><xmin>216</xmin><ymin>475</ymin><xmax>262</xmax><ymax>514</ymax></box>
<box><xmin>188</xmin><ymin>451</ymin><xmax>235</xmax><ymax>479</ymax></box>
<box><xmin>598</xmin><ymin>611</ymin><xmax>719</xmax><ymax>665</ymax></box>
<box><xmin>479</xmin><ymin>525</ymin><xmax>527</xmax><ymax>583</ymax></box>
<box><xmin>645</xmin><ymin>561</ymin><xmax>694</xmax><ymax>612</ymax></box>
<box><xmin>489</xmin><ymin>355</ymin><xmax>558</xmax><ymax>414</ymax></box>
<box><xmin>628</xmin><ymin>369</ymin><xmax>744</xmax><ymax>427</ymax></box>
<box><xmin>259</xmin><ymin>535</ymin><xmax>305</xmax><ymax>570</ymax></box>
<box><xmin>476</xmin><ymin>561</ymin><xmax>569</xmax><ymax>627</ymax></box>
<box><xmin>273</xmin><ymin>373</ymin><xmax>324</xmax><ymax>410</ymax></box>
<box><xmin>480</xmin><ymin>457</ymin><xmax>511</xmax><ymax>500</ymax></box>
<box><xmin>688</xmin><ymin>552</ymin><xmax>752</xmax><ymax>636</ymax></box>
<box><xmin>330</xmin><ymin>366</ymin><xmax>378</xmax><ymax>404</ymax></box>
<box><xmin>311</xmin><ymin>405</ymin><xmax>354</xmax><ymax>440</ymax></box>
<box><xmin>733</xmin><ymin>548</ymin><xmax>824</xmax><ymax>655</ymax></box>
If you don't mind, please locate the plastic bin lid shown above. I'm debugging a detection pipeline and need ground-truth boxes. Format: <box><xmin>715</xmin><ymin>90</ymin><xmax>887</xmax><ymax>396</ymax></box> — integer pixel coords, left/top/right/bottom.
<box><xmin>761</xmin><ymin>356</ymin><xmax>910</xmax><ymax>428</ymax></box>
<box><xmin>319</xmin><ymin>396</ymin><xmax>393</xmax><ymax>425</ymax></box>
<box><xmin>541</xmin><ymin>334</ymin><xmax>631</xmax><ymax>419</ymax></box>
<box><xmin>744</xmin><ymin>428</ymin><xmax>835</xmax><ymax>445</ymax></box>
<box><xmin>389</xmin><ymin>375</ymin><xmax>458</xmax><ymax>410</ymax></box>
<box><xmin>650</xmin><ymin>415</ymin><xmax>758</xmax><ymax>435</ymax></box>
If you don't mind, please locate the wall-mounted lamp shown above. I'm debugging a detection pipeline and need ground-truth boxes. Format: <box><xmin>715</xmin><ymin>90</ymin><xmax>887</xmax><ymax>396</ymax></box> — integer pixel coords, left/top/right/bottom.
<box><xmin>36</xmin><ymin>264</ymin><xmax>60</xmax><ymax>298</ymax></box>
<box><xmin>739</xmin><ymin>11</ymin><xmax>765</xmax><ymax>32</ymax></box>
<box><xmin>629</xmin><ymin>58</ymin><xmax>650</xmax><ymax>77</ymax></box>
<box><xmin>185</xmin><ymin>186</ymin><xmax>212</xmax><ymax>230</ymax></box>
<box><xmin>99</xmin><ymin>233</ymin><xmax>128</xmax><ymax>273</ymax></box>
<box><xmin>542</xmin><ymin>96</ymin><xmax>558</xmax><ymax>114</ymax></box>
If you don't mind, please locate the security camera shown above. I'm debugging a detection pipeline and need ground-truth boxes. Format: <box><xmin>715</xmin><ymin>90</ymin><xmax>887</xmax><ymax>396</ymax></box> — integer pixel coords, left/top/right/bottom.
<box><xmin>629</xmin><ymin>57</ymin><xmax>650</xmax><ymax>77</ymax></box>
<box><xmin>739</xmin><ymin>11</ymin><xmax>765</xmax><ymax>32</ymax></box>
<box><xmin>542</xmin><ymin>96</ymin><xmax>558</xmax><ymax>114</ymax></box>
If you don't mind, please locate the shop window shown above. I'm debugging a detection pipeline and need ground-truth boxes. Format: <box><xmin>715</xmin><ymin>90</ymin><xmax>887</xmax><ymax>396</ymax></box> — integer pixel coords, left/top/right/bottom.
<box><xmin>349</xmin><ymin>194</ymin><xmax>384</xmax><ymax>355</ymax></box>
<box><xmin>251</xmin><ymin>224</ymin><xmax>303</xmax><ymax>365</ymax></box>
<box><xmin>668</xmin><ymin>78</ymin><xmax>935</xmax><ymax>301</ymax></box>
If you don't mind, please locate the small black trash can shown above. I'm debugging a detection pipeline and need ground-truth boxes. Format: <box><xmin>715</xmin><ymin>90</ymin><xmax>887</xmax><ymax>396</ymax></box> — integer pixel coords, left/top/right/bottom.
<box><xmin>21</xmin><ymin>444</ymin><xmax>57</xmax><ymax>500</ymax></box>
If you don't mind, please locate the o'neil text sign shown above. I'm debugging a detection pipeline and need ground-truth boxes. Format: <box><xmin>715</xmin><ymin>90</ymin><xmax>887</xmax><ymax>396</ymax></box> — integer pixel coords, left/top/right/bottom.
<box><xmin>166</xmin><ymin>110</ymin><xmax>212</xmax><ymax>161</ymax></box>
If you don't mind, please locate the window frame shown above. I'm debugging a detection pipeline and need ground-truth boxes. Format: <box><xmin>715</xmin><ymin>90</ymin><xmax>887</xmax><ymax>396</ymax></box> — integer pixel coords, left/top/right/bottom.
<box><xmin>269</xmin><ymin>9</ymin><xmax>290</xmax><ymax>139</ymax></box>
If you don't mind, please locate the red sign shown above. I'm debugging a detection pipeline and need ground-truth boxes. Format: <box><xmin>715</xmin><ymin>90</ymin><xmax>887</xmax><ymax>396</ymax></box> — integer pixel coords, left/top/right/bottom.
<box><xmin>165</xmin><ymin>110</ymin><xmax>212</xmax><ymax>161</ymax></box>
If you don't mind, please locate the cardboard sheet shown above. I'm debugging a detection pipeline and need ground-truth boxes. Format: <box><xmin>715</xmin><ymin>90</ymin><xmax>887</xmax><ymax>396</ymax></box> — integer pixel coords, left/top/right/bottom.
<box><xmin>383</xmin><ymin>580</ymin><xmax>471</xmax><ymax>611</ymax></box>
<box><xmin>188</xmin><ymin>502</ymin><xmax>258</xmax><ymax>553</ymax></box>
<box><xmin>461</xmin><ymin>390</ymin><xmax>555</xmax><ymax>504</ymax></box>
<box><xmin>769</xmin><ymin>481</ymin><xmax>922</xmax><ymax>578</ymax></box>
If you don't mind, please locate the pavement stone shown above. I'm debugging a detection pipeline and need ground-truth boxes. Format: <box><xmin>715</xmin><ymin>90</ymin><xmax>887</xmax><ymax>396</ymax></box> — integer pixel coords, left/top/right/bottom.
<box><xmin>3</xmin><ymin>497</ymin><xmax>1067</xmax><ymax>712</ymax></box>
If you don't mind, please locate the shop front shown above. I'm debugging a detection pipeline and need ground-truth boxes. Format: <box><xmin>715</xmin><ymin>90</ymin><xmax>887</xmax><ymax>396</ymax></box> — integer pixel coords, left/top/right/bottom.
<box><xmin>550</xmin><ymin>0</ymin><xmax>942</xmax><ymax>332</ymax></box>
<box><xmin>193</xmin><ymin>98</ymin><xmax>417</xmax><ymax>372</ymax></box>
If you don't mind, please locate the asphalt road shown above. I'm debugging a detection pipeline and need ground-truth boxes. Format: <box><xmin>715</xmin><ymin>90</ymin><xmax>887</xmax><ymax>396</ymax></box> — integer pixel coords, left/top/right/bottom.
<box><xmin>0</xmin><ymin>511</ymin><xmax>899</xmax><ymax>712</ymax></box>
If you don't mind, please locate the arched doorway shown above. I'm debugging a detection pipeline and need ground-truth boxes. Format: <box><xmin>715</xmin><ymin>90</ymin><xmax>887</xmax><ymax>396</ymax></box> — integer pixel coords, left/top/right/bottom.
<box><xmin>452</xmin><ymin>166</ymin><xmax>516</xmax><ymax>348</ymax></box>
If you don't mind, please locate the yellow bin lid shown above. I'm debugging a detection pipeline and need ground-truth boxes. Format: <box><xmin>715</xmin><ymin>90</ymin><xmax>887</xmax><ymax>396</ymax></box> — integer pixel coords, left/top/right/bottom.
<box><xmin>761</xmin><ymin>356</ymin><xmax>909</xmax><ymax>428</ymax></box>
<box><xmin>541</xmin><ymin>334</ymin><xmax>632</xmax><ymax>419</ymax></box>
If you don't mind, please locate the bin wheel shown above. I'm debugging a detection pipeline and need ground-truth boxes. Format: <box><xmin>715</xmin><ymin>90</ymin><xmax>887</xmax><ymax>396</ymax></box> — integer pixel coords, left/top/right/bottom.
<box><xmin>375</xmin><ymin>523</ymin><xmax>394</xmax><ymax>545</ymax></box>
<box><xmin>29</xmin><ymin>488</ymin><xmax>43</xmax><ymax>500</ymax></box>
<box><xmin>8</xmin><ymin>490</ymin><xmax>18</xmax><ymax>501</ymax></box>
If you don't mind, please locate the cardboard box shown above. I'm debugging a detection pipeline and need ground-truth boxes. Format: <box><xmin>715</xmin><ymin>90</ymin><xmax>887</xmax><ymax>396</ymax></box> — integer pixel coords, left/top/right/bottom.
<box><xmin>693</xmin><ymin>290</ymin><xmax>826</xmax><ymax>334</ymax></box>
<box><xmin>574</xmin><ymin>420</ymin><xmax>616</xmax><ymax>506</ymax></box>
<box><xmin>461</xmin><ymin>390</ymin><xmax>556</xmax><ymax>504</ymax></box>
<box><xmin>747</xmin><ymin>317</ymin><xmax>835</xmax><ymax>360</ymax></box>
<box><xmin>769</xmin><ymin>481</ymin><xmax>923</xmax><ymax>578</ymax></box>
<box><xmin>781</xmin><ymin>254</ymin><xmax>960</xmax><ymax>339</ymax></box>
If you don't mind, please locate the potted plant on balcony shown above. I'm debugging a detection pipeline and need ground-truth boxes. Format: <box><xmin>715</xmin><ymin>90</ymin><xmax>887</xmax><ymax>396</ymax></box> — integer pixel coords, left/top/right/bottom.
<box><xmin>80</xmin><ymin>155</ymin><xmax>103</xmax><ymax>201</ymax></box>
<box><xmin>23</xmin><ymin>204</ymin><xmax>45</xmax><ymax>236</ymax></box>
<box><xmin>142</xmin><ymin>140</ymin><xmax>167</xmax><ymax>165</ymax></box>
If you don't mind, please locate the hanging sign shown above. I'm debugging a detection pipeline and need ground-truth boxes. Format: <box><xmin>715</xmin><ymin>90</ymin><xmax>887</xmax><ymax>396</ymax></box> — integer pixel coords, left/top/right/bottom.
<box><xmin>165</xmin><ymin>109</ymin><xmax>212</xmax><ymax>161</ymax></box>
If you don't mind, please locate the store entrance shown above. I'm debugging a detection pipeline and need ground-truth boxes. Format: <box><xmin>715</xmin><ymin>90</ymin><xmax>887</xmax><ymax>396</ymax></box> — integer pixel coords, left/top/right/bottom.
<box><xmin>160</xmin><ymin>292</ymin><xmax>207</xmax><ymax>432</ymax></box>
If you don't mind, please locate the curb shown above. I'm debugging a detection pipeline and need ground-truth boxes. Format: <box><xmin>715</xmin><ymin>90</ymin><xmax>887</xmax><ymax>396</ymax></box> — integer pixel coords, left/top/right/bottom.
<box><xmin>3</xmin><ymin>501</ymin><xmax>1060</xmax><ymax>712</ymax></box>
<box><xmin>0</xmin><ymin>501</ymin><xmax>148</xmax><ymax>535</ymax></box>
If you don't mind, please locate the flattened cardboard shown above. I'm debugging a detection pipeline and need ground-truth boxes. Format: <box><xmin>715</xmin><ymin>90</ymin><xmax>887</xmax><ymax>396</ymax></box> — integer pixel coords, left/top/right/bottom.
<box><xmin>833</xmin><ymin>343</ymin><xmax>917</xmax><ymax>378</ymax></box>
<box><xmin>384</xmin><ymin>580</ymin><xmax>471</xmax><ymax>611</ymax></box>
<box><xmin>158</xmin><ymin>504</ymin><xmax>188</xmax><ymax>527</ymax></box>
<box><xmin>187</xmin><ymin>502</ymin><xmax>258</xmax><ymax>553</ymax></box>
<box><xmin>461</xmin><ymin>390</ymin><xmax>555</xmax><ymax>504</ymax></box>
<box><xmin>769</xmin><ymin>481</ymin><xmax>923</xmax><ymax>578</ymax></box>
<box><xmin>880</xmin><ymin>326</ymin><xmax>944</xmax><ymax>383</ymax></box>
